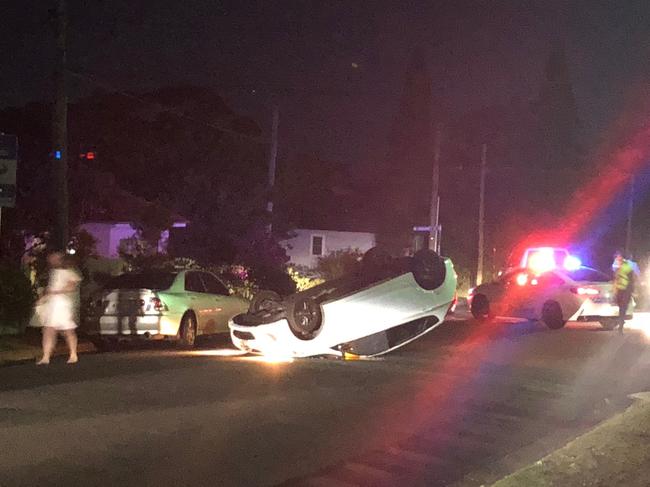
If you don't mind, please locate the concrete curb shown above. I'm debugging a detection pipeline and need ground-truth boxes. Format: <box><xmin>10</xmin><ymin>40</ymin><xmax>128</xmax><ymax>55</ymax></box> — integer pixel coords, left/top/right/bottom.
<box><xmin>0</xmin><ymin>336</ymin><xmax>96</xmax><ymax>365</ymax></box>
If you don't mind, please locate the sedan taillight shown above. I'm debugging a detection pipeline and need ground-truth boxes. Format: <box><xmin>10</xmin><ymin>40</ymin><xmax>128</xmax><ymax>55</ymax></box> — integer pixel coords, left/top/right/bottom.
<box><xmin>150</xmin><ymin>297</ymin><xmax>166</xmax><ymax>312</ymax></box>
<box><xmin>571</xmin><ymin>287</ymin><xmax>599</xmax><ymax>296</ymax></box>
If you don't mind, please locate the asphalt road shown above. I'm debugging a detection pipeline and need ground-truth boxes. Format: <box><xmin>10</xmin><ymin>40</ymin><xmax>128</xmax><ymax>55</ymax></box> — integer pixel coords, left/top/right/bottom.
<box><xmin>2</xmin><ymin>313</ymin><xmax>650</xmax><ymax>487</ymax></box>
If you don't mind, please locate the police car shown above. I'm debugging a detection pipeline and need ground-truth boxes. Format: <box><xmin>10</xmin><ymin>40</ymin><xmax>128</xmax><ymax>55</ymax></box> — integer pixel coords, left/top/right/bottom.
<box><xmin>468</xmin><ymin>247</ymin><xmax>631</xmax><ymax>329</ymax></box>
<box><xmin>229</xmin><ymin>249</ymin><xmax>457</xmax><ymax>358</ymax></box>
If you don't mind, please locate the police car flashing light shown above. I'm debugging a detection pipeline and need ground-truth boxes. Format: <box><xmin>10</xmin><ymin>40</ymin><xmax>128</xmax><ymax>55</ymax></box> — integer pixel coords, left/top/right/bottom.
<box><xmin>520</xmin><ymin>247</ymin><xmax>581</xmax><ymax>276</ymax></box>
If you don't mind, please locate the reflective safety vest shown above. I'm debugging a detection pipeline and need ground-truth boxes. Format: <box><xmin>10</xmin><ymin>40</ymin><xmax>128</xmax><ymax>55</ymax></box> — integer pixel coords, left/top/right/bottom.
<box><xmin>614</xmin><ymin>260</ymin><xmax>635</xmax><ymax>292</ymax></box>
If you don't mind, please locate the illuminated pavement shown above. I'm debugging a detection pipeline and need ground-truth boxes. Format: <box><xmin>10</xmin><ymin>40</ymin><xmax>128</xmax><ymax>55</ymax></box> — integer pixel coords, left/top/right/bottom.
<box><xmin>1</xmin><ymin>315</ymin><xmax>650</xmax><ymax>487</ymax></box>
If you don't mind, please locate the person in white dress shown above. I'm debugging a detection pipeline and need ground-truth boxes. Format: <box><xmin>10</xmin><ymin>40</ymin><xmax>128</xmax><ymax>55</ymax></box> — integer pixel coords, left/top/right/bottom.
<box><xmin>36</xmin><ymin>252</ymin><xmax>82</xmax><ymax>365</ymax></box>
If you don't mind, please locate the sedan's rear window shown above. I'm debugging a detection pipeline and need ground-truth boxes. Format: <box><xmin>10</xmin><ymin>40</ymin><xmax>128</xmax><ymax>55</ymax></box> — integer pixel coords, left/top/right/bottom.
<box><xmin>105</xmin><ymin>272</ymin><xmax>177</xmax><ymax>290</ymax></box>
<box><xmin>566</xmin><ymin>267</ymin><xmax>610</xmax><ymax>283</ymax></box>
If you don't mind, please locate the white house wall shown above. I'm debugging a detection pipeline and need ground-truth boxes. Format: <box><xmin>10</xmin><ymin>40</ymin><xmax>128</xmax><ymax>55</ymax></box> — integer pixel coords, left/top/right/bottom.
<box><xmin>108</xmin><ymin>224</ymin><xmax>139</xmax><ymax>258</ymax></box>
<box><xmin>282</xmin><ymin>229</ymin><xmax>376</xmax><ymax>269</ymax></box>
<box><xmin>80</xmin><ymin>222</ymin><xmax>169</xmax><ymax>259</ymax></box>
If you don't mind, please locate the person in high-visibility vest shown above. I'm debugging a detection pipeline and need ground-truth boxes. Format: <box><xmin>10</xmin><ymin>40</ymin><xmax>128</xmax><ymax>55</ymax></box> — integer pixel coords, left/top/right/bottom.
<box><xmin>612</xmin><ymin>251</ymin><xmax>637</xmax><ymax>333</ymax></box>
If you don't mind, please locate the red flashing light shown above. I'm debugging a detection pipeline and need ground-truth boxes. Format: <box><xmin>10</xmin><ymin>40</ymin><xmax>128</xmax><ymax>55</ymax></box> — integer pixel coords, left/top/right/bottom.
<box><xmin>86</xmin><ymin>151</ymin><xmax>95</xmax><ymax>160</ymax></box>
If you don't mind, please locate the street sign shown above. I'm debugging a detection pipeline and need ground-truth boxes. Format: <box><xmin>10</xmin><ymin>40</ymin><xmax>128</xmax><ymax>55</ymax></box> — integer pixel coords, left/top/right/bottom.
<box><xmin>0</xmin><ymin>134</ymin><xmax>17</xmax><ymax>208</ymax></box>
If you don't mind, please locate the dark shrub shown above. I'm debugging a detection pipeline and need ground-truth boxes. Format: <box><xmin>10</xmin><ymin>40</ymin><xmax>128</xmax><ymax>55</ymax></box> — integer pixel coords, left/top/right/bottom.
<box><xmin>0</xmin><ymin>264</ymin><xmax>35</xmax><ymax>331</ymax></box>
<box><xmin>317</xmin><ymin>248</ymin><xmax>364</xmax><ymax>280</ymax></box>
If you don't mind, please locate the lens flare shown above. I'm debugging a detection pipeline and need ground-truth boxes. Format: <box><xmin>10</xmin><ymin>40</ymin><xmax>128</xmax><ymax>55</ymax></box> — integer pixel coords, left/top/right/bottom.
<box><xmin>624</xmin><ymin>312</ymin><xmax>650</xmax><ymax>339</ymax></box>
<box><xmin>516</xmin><ymin>272</ymin><xmax>528</xmax><ymax>286</ymax></box>
<box><xmin>564</xmin><ymin>255</ymin><xmax>582</xmax><ymax>271</ymax></box>
<box><xmin>242</xmin><ymin>353</ymin><xmax>294</xmax><ymax>364</ymax></box>
<box><xmin>527</xmin><ymin>248</ymin><xmax>556</xmax><ymax>275</ymax></box>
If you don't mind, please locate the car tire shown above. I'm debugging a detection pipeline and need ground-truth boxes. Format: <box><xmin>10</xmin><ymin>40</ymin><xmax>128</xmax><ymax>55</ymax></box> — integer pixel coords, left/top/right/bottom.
<box><xmin>470</xmin><ymin>294</ymin><xmax>491</xmax><ymax>320</ymax></box>
<box><xmin>177</xmin><ymin>312</ymin><xmax>198</xmax><ymax>349</ymax></box>
<box><xmin>599</xmin><ymin>318</ymin><xmax>617</xmax><ymax>330</ymax></box>
<box><xmin>411</xmin><ymin>249</ymin><xmax>447</xmax><ymax>290</ymax></box>
<box><xmin>542</xmin><ymin>301</ymin><xmax>565</xmax><ymax>329</ymax></box>
<box><xmin>286</xmin><ymin>297</ymin><xmax>323</xmax><ymax>340</ymax></box>
<box><xmin>250</xmin><ymin>290</ymin><xmax>283</xmax><ymax>314</ymax></box>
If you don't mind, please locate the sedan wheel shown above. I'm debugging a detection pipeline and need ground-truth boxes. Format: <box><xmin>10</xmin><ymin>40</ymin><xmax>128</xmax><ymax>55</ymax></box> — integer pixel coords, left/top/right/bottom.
<box><xmin>542</xmin><ymin>301</ymin><xmax>565</xmax><ymax>330</ymax></box>
<box><xmin>287</xmin><ymin>297</ymin><xmax>323</xmax><ymax>340</ymax></box>
<box><xmin>178</xmin><ymin>313</ymin><xmax>197</xmax><ymax>348</ymax></box>
<box><xmin>411</xmin><ymin>249</ymin><xmax>447</xmax><ymax>290</ymax></box>
<box><xmin>470</xmin><ymin>294</ymin><xmax>491</xmax><ymax>321</ymax></box>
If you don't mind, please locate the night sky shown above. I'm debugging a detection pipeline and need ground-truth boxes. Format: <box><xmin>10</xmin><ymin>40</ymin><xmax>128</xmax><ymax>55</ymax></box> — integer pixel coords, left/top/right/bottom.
<box><xmin>3</xmin><ymin>1</ymin><xmax>650</xmax><ymax>166</ymax></box>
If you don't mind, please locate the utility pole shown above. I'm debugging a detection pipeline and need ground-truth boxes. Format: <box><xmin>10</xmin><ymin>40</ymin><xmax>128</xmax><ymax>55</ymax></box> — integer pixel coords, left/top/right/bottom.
<box><xmin>476</xmin><ymin>143</ymin><xmax>487</xmax><ymax>286</ymax></box>
<box><xmin>429</xmin><ymin>123</ymin><xmax>442</xmax><ymax>252</ymax></box>
<box><xmin>266</xmin><ymin>105</ymin><xmax>279</xmax><ymax>235</ymax></box>
<box><xmin>53</xmin><ymin>0</ymin><xmax>69</xmax><ymax>251</ymax></box>
<box><xmin>625</xmin><ymin>174</ymin><xmax>635</xmax><ymax>256</ymax></box>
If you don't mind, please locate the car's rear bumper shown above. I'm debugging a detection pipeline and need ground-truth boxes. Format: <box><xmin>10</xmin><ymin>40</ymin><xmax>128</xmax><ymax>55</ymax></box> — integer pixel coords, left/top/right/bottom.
<box><xmin>571</xmin><ymin>299</ymin><xmax>636</xmax><ymax>321</ymax></box>
<box><xmin>83</xmin><ymin>313</ymin><xmax>182</xmax><ymax>338</ymax></box>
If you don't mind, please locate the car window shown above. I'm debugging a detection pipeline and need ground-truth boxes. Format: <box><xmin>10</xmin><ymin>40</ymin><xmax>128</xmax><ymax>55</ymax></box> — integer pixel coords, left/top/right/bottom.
<box><xmin>566</xmin><ymin>267</ymin><xmax>610</xmax><ymax>283</ymax></box>
<box><xmin>185</xmin><ymin>272</ymin><xmax>206</xmax><ymax>293</ymax></box>
<box><xmin>105</xmin><ymin>272</ymin><xmax>177</xmax><ymax>290</ymax></box>
<box><xmin>201</xmin><ymin>273</ymin><xmax>230</xmax><ymax>296</ymax></box>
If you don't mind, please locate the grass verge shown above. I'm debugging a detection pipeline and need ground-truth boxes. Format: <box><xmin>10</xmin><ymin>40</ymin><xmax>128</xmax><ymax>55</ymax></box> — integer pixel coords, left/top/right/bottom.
<box><xmin>492</xmin><ymin>392</ymin><xmax>650</xmax><ymax>487</ymax></box>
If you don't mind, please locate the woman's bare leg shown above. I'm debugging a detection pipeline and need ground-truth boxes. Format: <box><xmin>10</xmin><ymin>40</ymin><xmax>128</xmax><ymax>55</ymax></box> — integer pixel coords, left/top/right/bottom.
<box><xmin>37</xmin><ymin>327</ymin><xmax>56</xmax><ymax>365</ymax></box>
<box><xmin>64</xmin><ymin>329</ymin><xmax>78</xmax><ymax>364</ymax></box>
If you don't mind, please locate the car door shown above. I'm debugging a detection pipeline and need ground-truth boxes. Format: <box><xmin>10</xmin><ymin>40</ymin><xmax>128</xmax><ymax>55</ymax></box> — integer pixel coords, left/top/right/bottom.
<box><xmin>200</xmin><ymin>272</ymin><xmax>248</xmax><ymax>333</ymax></box>
<box><xmin>533</xmin><ymin>271</ymin><xmax>579</xmax><ymax>320</ymax></box>
<box><xmin>183</xmin><ymin>271</ymin><xmax>212</xmax><ymax>334</ymax></box>
<box><xmin>494</xmin><ymin>269</ymin><xmax>531</xmax><ymax>318</ymax></box>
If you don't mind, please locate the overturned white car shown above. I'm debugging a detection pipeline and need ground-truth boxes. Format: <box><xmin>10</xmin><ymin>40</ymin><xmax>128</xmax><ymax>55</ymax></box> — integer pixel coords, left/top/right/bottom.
<box><xmin>229</xmin><ymin>249</ymin><xmax>457</xmax><ymax>358</ymax></box>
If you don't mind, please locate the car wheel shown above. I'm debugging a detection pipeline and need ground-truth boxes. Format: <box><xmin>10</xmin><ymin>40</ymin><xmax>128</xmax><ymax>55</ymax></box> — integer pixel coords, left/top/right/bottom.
<box><xmin>470</xmin><ymin>294</ymin><xmax>491</xmax><ymax>320</ymax></box>
<box><xmin>542</xmin><ymin>301</ymin><xmax>565</xmax><ymax>329</ymax></box>
<box><xmin>599</xmin><ymin>318</ymin><xmax>617</xmax><ymax>330</ymax></box>
<box><xmin>287</xmin><ymin>297</ymin><xmax>323</xmax><ymax>340</ymax></box>
<box><xmin>411</xmin><ymin>249</ymin><xmax>447</xmax><ymax>290</ymax></box>
<box><xmin>251</xmin><ymin>290</ymin><xmax>283</xmax><ymax>314</ymax></box>
<box><xmin>178</xmin><ymin>312</ymin><xmax>198</xmax><ymax>348</ymax></box>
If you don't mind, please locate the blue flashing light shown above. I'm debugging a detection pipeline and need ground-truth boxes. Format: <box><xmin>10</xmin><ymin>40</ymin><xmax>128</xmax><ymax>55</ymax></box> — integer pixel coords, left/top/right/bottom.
<box><xmin>54</xmin><ymin>150</ymin><xmax>62</xmax><ymax>160</ymax></box>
